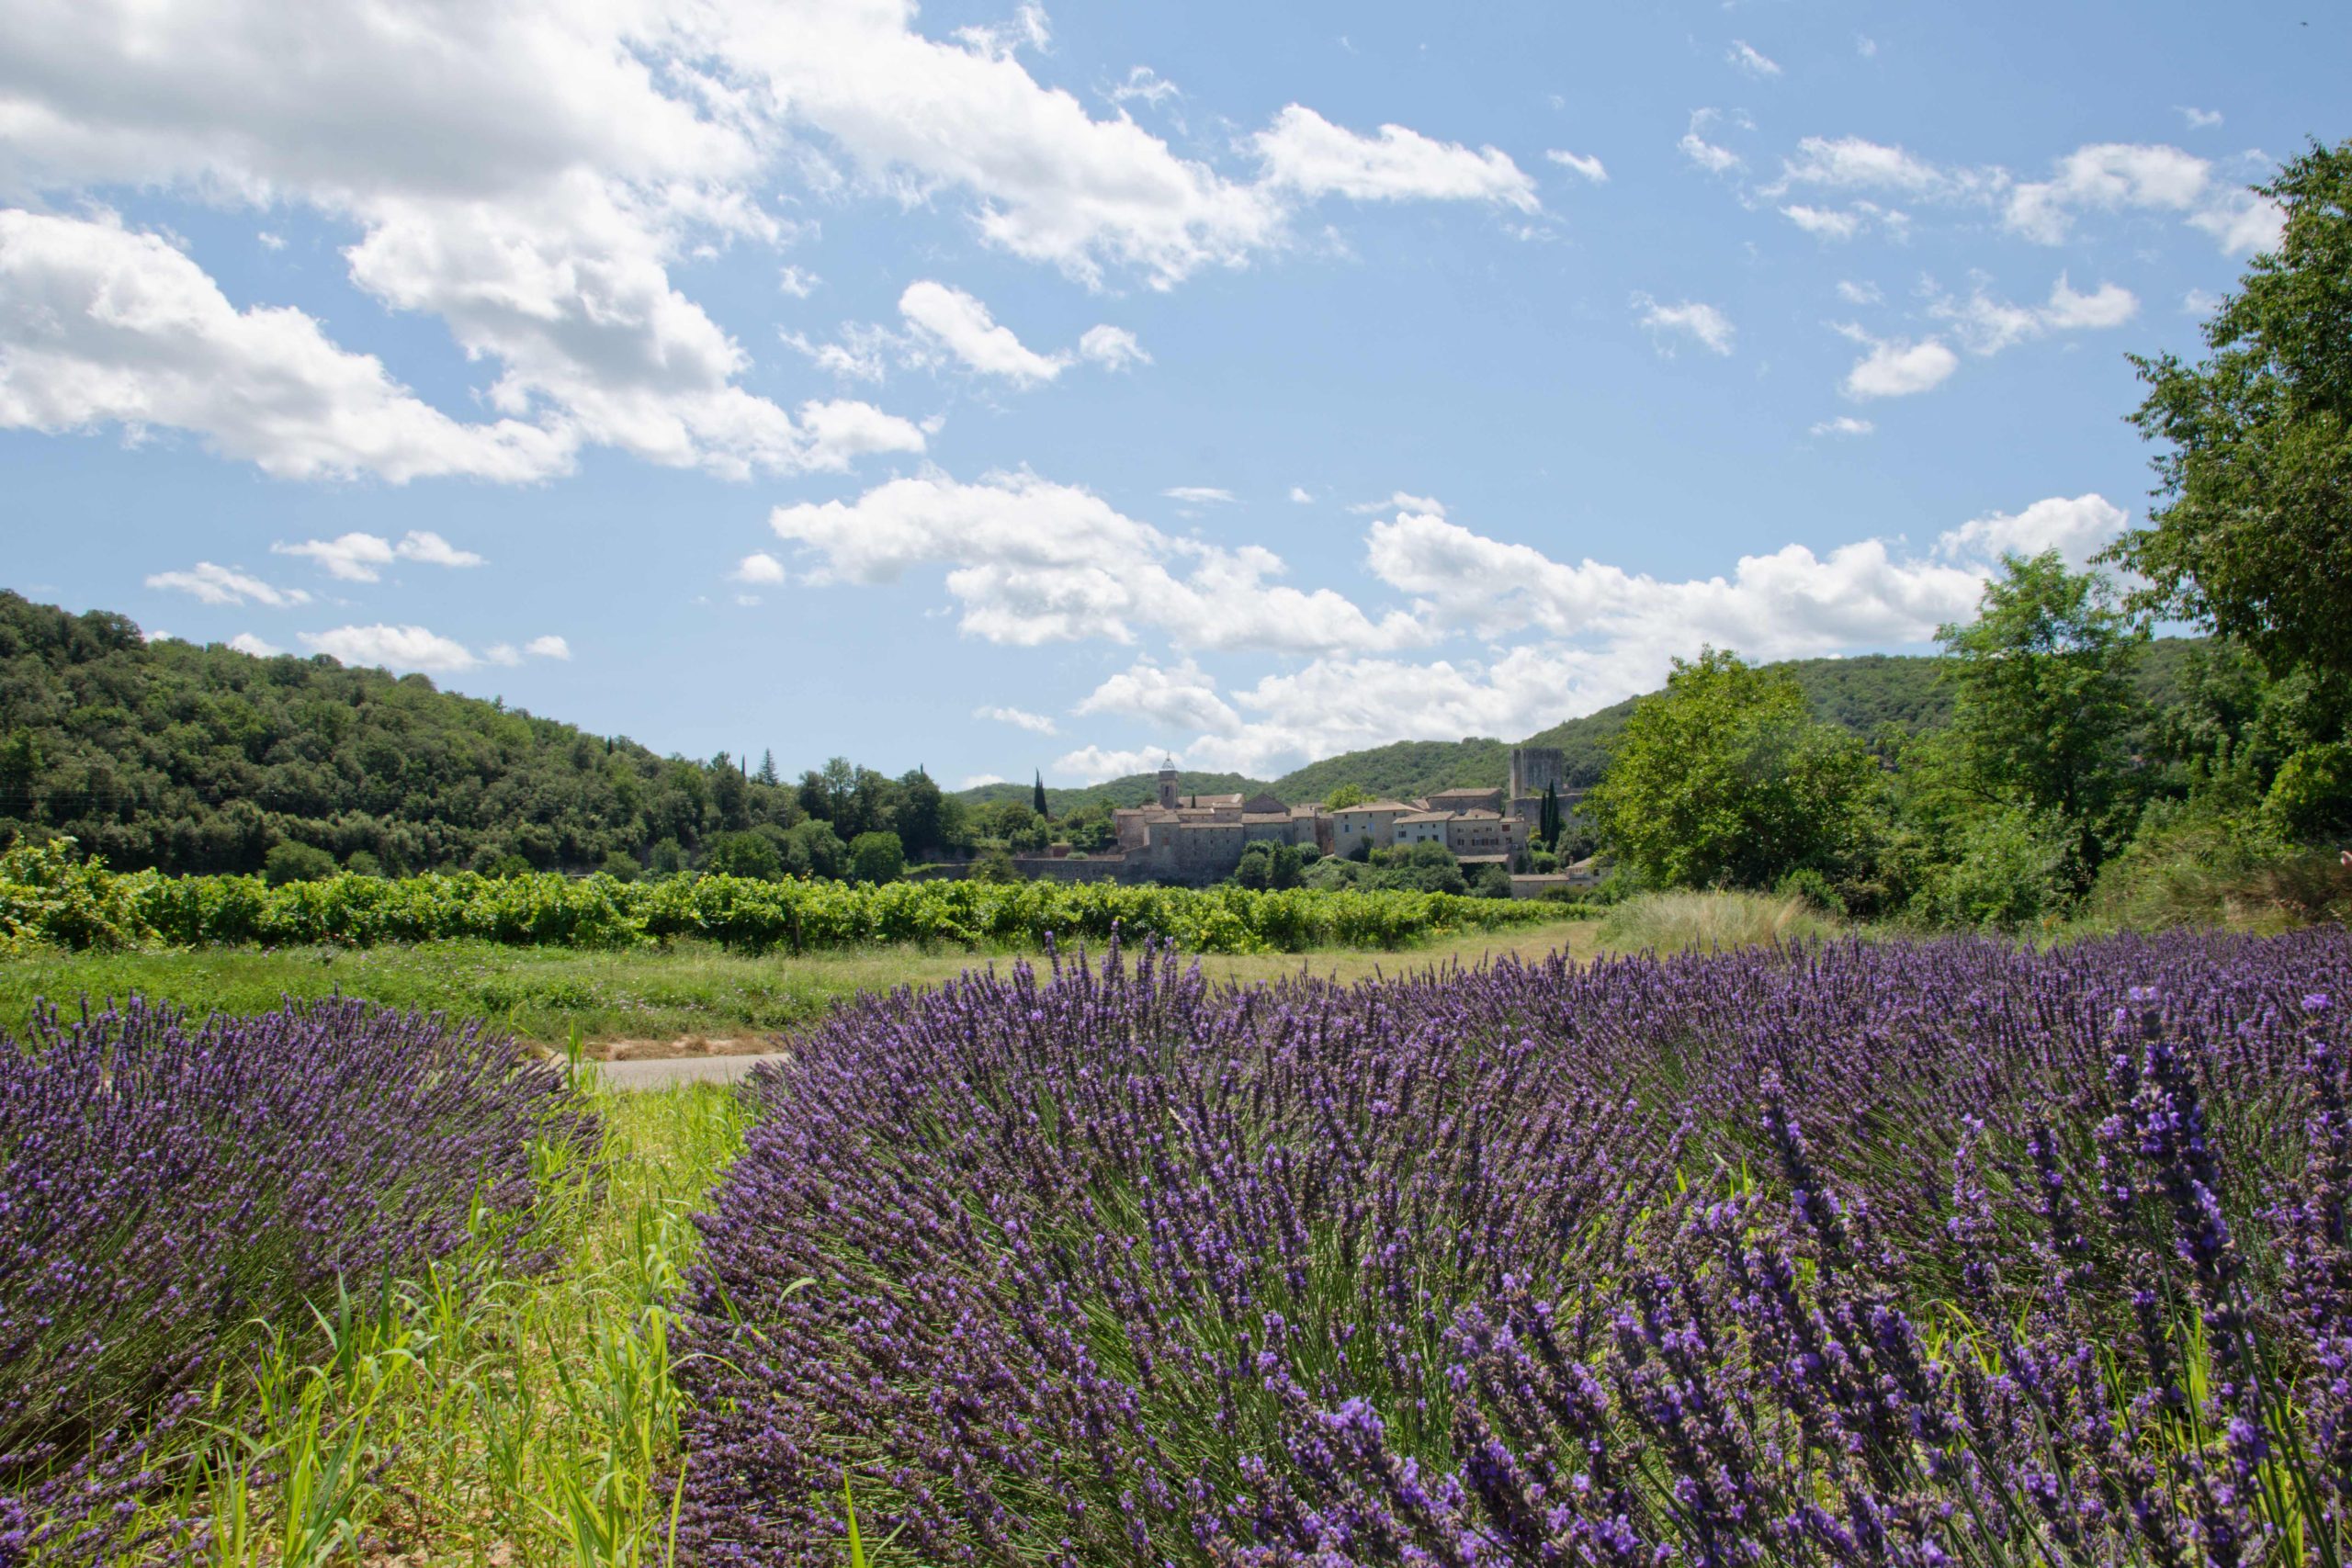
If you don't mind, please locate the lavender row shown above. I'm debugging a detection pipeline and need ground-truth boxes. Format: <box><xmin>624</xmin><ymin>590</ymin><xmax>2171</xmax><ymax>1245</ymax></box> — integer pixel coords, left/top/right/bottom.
<box><xmin>673</xmin><ymin>929</ymin><xmax>2352</xmax><ymax>1566</ymax></box>
<box><xmin>0</xmin><ymin>998</ymin><xmax>593</xmax><ymax>1563</ymax></box>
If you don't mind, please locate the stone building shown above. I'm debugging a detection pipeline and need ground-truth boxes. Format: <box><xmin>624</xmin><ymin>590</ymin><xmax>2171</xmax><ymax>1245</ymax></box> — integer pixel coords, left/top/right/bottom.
<box><xmin>1009</xmin><ymin>755</ymin><xmax>1550</xmax><ymax>886</ymax></box>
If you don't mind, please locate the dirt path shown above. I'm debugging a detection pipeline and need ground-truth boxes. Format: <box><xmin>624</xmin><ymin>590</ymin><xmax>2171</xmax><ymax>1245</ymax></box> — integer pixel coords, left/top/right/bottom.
<box><xmin>588</xmin><ymin>1052</ymin><xmax>792</xmax><ymax>1089</ymax></box>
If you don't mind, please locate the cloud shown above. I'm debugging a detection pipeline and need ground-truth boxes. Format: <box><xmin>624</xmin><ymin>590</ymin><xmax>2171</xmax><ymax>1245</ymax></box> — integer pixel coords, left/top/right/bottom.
<box><xmin>766</xmin><ymin>468</ymin><xmax>1427</xmax><ymax>654</ymax></box>
<box><xmin>1289</xmin><ymin>486</ymin><xmax>1315</xmax><ymax>504</ymax></box>
<box><xmin>1835</xmin><ymin>326</ymin><xmax>1959</xmax><ymax>398</ymax></box>
<box><xmin>1836</xmin><ymin>279</ymin><xmax>1883</xmax><ymax>305</ymax></box>
<box><xmin>1726</xmin><ymin>41</ymin><xmax>1781</xmax><ymax>78</ymax></box>
<box><xmin>2177</xmin><ymin>107</ymin><xmax>2224</xmax><ymax>130</ymax></box>
<box><xmin>1781</xmin><ymin>205</ymin><xmax>1860</xmax><ymax>241</ymax></box>
<box><xmin>146</xmin><ymin>561</ymin><xmax>311</xmax><ymax>607</ymax></box>
<box><xmin>1770</xmin><ymin>135</ymin><xmax>1996</xmax><ymax>201</ymax></box>
<box><xmin>959</xmin><ymin>772</ymin><xmax>1008</xmax><ymax>788</ymax></box>
<box><xmin>1251</xmin><ymin>106</ymin><xmax>1541</xmax><ymax>212</ymax></box>
<box><xmin>976</xmin><ymin>704</ymin><xmax>1058</xmax><ymax>735</ymax></box>
<box><xmin>1679</xmin><ymin>109</ymin><xmax>1746</xmax><ymax>175</ymax></box>
<box><xmin>1053</xmin><ymin>743</ymin><xmax>1172</xmax><ymax>784</ymax></box>
<box><xmin>1072</xmin><ymin>657</ymin><xmax>1240</xmax><ymax>735</ymax></box>
<box><xmin>0</xmin><ymin>0</ymin><xmax>1503</xmax><ymax>481</ymax></box>
<box><xmin>1810</xmin><ymin>416</ymin><xmax>1874</xmax><ymax>437</ymax></box>
<box><xmin>1780</xmin><ymin>201</ymin><xmax>1906</xmax><ymax>242</ymax></box>
<box><xmin>300</xmin><ymin>624</ymin><xmax>481</xmax><ymax>673</ymax></box>
<box><xmin>1108</xmin><ymin>66</ymin><xmax>1181</xmax><ymax>110</ymax></box>
<box><xmin>395</xmin><ymin>530</ymin><xmax>486</xmax><ymax>569</ymax></box>
<box><xmin>271</xmin><ymin>529</ymin><xmax>486</xmax><ymax>581</ymax></box>
<box><xmin>2005</xmin><ymin>142</ymin><xmax>2282</xmax><ymax>254</ymax></box>
<box><xmin>0</xmin><ymin>210</ymin><xmax>573</xmax><ymax>481</ymax></box>
<box><xmin>898</xmin><ymin>279</ymin><xmax>1069</xmax><ymax>384</ymax></box>
<box><xmin>734</xmin><ymin>551</ymin><xmax>787</xmax><ymax>585</ymax></box>
<box><xmin>1855</xmin><ymin>35</ymin><xmax>1878</xmax><ymax>58</ymax></box>
<box><xmin>1077</xmin><ymin>324</ymin><xmax>1148</xmax><ymax>369</ymax></box>
<box><xmin>1349</xmin><ymin>491</ymin><xmax>1447</xmax><ymax>516</ymax></box>
<box><xmin>523</xmin><ymin>634</ymin><xmax>571</xmax><ymax>660</ymax></box>
<box><xmin>1162</xmin><ymin>486</ymin><xmax>1236</xmax><ymax>504</ymax></box>
<box><xmin>1929</xmin><ymin>273</ymin><xmax>2140</xmax><ymax>355</ymax></box>
<box><xmin>1544</xmin><ymin>150</ymin><xmax>1608</xmax><ymax>183</ymax></box>
<box><xmin>776</xmin><ymin>265</ymin><xmax>820</xmax><ymax>298</ymax></box>
<box><xmin>1633</xmin><ymin>294</ymin><xmax>1736</xmax><ymax>355</ymax></box>
<box><xmin>227</xmin><ymin>632</ymin><xmax>284</xmax><ymax>657</ymax></box>
<box><xmin>1936</xmin><ymin>493</ymin><xmax>2129</xmax><ymax>570</ymax></box>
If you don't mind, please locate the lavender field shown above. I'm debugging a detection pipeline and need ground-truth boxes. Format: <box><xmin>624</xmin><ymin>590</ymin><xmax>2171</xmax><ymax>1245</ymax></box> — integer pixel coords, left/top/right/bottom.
<box><xmin>6</xmin><ymin>926</ymin><xmax>2350</xmax><ymax>1566</ymax></box>
<box><xmin>677</xmin><ymin>930</ymin><xmax>2352</xmax><ymax>1567</ymax></box>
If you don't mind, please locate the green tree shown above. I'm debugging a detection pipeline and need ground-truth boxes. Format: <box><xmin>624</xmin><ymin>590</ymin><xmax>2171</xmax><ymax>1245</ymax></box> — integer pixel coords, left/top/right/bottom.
<box><xmin>705</xmin><ymin>829</ymin><xmax>784</xmax><ymax>881</ymax></box>
<box><xmin>892</xmin><ymin>768</ymin><xmax>948</xmax><ymax>853</ymax></box>
<box><xmin>783</xmin><ymin>818</ymin><xmax>847</xmax><ymax>879</ymax></box>
<box><xmin>1938</xmin><ymin>551</ymin><xmax>2143</xmax><ymax>863</ymax></box>
<box><xmin>1032</xmin><ymin>771</ymin><xmax>1049</xmax><ymax>819</ymax></box>
<box><xmin>849</xmin><ymin>829</ymin><xmax>905</xmax><ymax>884</ymax></box>
<box><xmin>1539</xmin><ymin>781</ymin><xmax>1561</xmax><ymax>848</ymax></box>
<box><xmin>969</xmin><ymin>845</ymin><xmax>1021</xmax><ymax>883</ymax></box>
<box><xmin>2110</xmin><ymin>141</ymin><xmax>2352</xmax><ymax>686</ymax></box>
<box><xmin>1323</xmin><ymin>784</ymin><xmax>1369</xmax><ymax>810</ymax></box>
<box><xmin>1586</xmin><ymin>649</ymin><xmax>1880</xmax><ymax>890</ymax></box>
<box><xmin>263</xmin><ymin>840</ymin><xmax>337</xmax><ymax>886</ymax></box>
<box><xmin>1233</xmin><ymin>841</ymin><xmax>1275</xmax><ymax>890</ymax></box>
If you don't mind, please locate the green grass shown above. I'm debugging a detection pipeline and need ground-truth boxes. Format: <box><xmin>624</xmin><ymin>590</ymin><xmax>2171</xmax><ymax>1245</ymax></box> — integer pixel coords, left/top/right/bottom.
<box><xmin>1594</xmin><ymin>889</ymin><xmax>1843</xmax><ymax>954</ymax></box>
<box><xmin>0</xmin><ymin>924</ymin><xmax>1598</xmax><ymax>1053</ymax></box>
<box><xmin>103</xmin><ymin>1075</ymin><xmax>752</xmax><ymax>1568</ymax></box>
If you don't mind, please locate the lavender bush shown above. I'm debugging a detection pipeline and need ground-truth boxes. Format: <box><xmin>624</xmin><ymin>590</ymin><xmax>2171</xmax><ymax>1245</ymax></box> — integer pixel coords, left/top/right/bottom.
<box><xmin>0</xmin><ymin>997</ymin><xmax>592</xmax><ymax>1562</ymax></box>
<box><xmin>676</xmin><ymin>929</ymin><xmax>2352</xmax><ymax>1566</ymax></box>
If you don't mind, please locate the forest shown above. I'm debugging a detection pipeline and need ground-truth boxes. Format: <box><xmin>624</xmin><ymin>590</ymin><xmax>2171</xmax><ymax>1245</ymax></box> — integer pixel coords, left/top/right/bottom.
<box><xmin>0</xmin><ymin>592</ymin><xmax>966</xmax><ymax>879</ymax></box>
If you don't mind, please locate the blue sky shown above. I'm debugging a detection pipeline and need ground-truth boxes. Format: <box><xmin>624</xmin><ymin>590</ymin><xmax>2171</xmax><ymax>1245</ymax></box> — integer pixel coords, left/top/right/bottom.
<box><xmin>2</xmin><ymin>0</ymin><xmax>2340</xmax><ymax>786</ymax></box>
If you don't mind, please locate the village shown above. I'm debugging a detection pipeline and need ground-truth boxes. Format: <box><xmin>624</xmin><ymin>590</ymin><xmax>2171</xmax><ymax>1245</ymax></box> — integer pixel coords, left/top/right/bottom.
<box><xmin>1004</xmin><ymin>747</ymin><xmax>1598</xmax><ymax>896</ymax></box>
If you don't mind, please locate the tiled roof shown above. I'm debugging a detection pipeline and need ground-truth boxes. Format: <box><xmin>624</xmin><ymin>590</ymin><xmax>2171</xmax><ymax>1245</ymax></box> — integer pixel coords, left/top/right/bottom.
<box><xmin>1340</xmin><ymin>800</ymin><xmax>1417</xmax><ymax>814</ymax></box>
<box><xmin>1396</xmin><ymin>811</ymin><xmax>1453</xmax><ymax>824</ymax></box>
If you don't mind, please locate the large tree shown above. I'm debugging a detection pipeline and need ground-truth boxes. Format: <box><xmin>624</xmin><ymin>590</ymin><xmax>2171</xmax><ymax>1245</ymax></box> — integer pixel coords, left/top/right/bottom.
<box><xmin>1938</xmin><ymin>551</ymin><xmax>2144</xmax><ymax>849</ymax></box>
<box><xmin>1586</xmin><ymin>649</ymin><xmax>1880</xmax><ymax>890</ymax></box>
<box><xmin>2110</xmin><ymin>140</ymin><xmax>2352</xmax><ymax>685</ymax></box>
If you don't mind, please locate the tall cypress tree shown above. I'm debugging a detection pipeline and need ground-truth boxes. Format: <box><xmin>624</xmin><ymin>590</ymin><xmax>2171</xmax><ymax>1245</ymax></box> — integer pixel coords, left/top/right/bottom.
<box><xmin>1032</xmin><ymin>770</ymin><xmax>1049</xmax><ymax>819</ymax></box>
<box><xmin>1540</xmin><ymin>781</ymin><xmax>1561</xmax><ymax>849</ymax></box>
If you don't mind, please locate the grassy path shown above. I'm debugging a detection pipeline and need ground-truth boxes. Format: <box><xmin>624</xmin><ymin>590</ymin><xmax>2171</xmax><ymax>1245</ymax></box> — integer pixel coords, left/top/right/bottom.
<box><xmin>0</xmin><ymin>921</ymin><xmax>1598</xmax><ymax>1053</ymax></box>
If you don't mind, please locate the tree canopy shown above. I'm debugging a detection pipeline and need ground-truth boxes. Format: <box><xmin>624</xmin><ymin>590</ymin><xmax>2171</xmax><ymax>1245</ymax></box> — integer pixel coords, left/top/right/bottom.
<box><xmin>1585</xmin><ymin>649</ymin><xmax>1881</xmax><ymax>891</ymax></box>
<box><xmin>2114</xmin><ymin>140</ymin><xmax>2352</xmax><ymax>687</ymax></box>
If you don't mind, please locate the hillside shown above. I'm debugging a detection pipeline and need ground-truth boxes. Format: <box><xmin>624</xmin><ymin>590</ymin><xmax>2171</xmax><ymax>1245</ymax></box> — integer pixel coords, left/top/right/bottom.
<box><xmin>970</xmin><ymin>641</ymin><xmax>2214</xmax><ymax>810</ymax></box>
<box><xmin>0</xmin><ymin>592</ymin><xmax>824</xmax><ymax>875</ymax></box>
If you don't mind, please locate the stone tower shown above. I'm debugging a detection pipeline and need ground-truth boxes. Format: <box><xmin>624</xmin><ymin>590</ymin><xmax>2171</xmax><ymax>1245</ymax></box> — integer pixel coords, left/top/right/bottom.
<box><xmin>1157</xmin><ymin>756</ymin><xmax>1179</xmax><ymax>810</ymax></box>
<box><xmin>1509</xmin><ymin>746</ymin><xmax>1565</xmax><ymax>800</ymax></box>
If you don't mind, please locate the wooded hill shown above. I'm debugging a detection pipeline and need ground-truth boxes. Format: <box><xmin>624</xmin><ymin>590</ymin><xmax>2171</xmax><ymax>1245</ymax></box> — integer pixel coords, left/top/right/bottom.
<box><xmin>962</xmin><ymin>643</ymin><xmax>2211</xmax><ymax>814</ymax></box>
<box><xmin>0</xmin><ymin>592</ymin><xmax>953</xmax><ymax>876</ymax></box>
<box><xmin>0</xmin><ymin>586</ymin><xmax>2210</xmax><ymax>872</ymax></box>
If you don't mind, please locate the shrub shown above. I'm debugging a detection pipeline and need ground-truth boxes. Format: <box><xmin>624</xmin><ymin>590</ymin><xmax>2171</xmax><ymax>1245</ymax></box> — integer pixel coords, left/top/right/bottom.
<box><xmin>847</xmin><ymin>830</ymin><xmax>904</xmax><ymax>886</ymax></box>
<box><xmin>0</xmin><ymin>838</ymin><xmax>147</xmax><ymax>953</ymax></box>
<box><xmin>261</xmin><ymin>840</ymin><xmax>337</xmax><ymax>886</ymax></box>
<box><xmin>1596</xmin><ymin>887</ymin><xmax>1838</xmax><ymax>953</ymax></box>
<box><xmin>0</xmin><ymin>997</ymin><xmax>590</xmax><ymax>1556</ymax></box>
<box><xmin>1907</xmin><ymin>804</ymin><xmax>2075</xmax><ymax>930</ymax></box>
<box><xmin>673</xmin><ymin>931</ymin><xmax>2352</xmax><ymax>1565</ymax></box>
<box><xmin>704</xmin><ymin>829</ymin><xmax>785</xmax><ymax>882</ymax></box>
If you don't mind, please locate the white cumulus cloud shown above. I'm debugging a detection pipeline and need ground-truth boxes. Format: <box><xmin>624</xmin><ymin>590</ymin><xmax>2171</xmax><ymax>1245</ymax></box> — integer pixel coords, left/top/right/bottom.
<box><xmin>976</xmin><ymin>705</ymin><xmax>1058</xmax><ymax>735</ymax></box>
<box><xmin>766</xmin><ymin>468</ymin><xmax>1427</xmax><ymax>654</ymax></box>
<box><xmin>1633</xmin><ymin>294</ymin><xmax>1736</xmax><ymax>355</ymax></box>
<box><xmin>1727</xmin><ymin>41</ymin><xmax>1781</xmax><ymax>78</ymax></box>
<box><xmin>300</xmin><ymin>624</ymin><xmax>481</xmax><ymax>673</ymax></box>
<box><xmin>146</xmin><ymin>561</ymin><xmax>311</xmax><ymax>607</ymax></box>
<box><xmin>898</xmin><ymin>279</ymin><xmax>1069</xmax><ymax>385</ymax></box>
<box><xmin>1252</xmin><ymin>106</ymin><xmax>1540</xmax><ymax>212</ymax></box>
<box><xmin>1077</xmin><ymin>324</ymin><xmax>1148</xmax><ymax>369</ymax></box>
<box><xmin>1544</xmin><ymin>150</ymin><xmax>1608</xmax><ymax>183</ymax></box>
<box><xmin>1836</xmin><ymin>327</ymin><xmax>1959</xmax><ymax>398</ymax></box>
